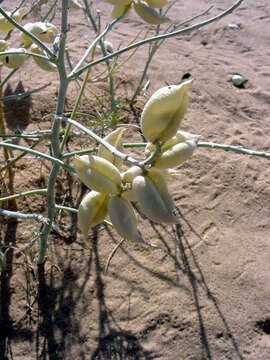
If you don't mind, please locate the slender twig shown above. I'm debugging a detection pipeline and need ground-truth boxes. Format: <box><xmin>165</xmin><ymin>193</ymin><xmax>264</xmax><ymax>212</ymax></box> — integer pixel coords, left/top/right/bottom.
<box><xmin>70</xmin><ymin>13</ymin><xmax>126</xmax><ymax>77</ymax></box>
<box><xmin>57</xmin><ymin>115</ymin><xmax>143</xmax><ymax>167</ymax></box>
<box><xmin>0</xmin><ymin>139</ymin><xmax>41</xmax><ymax>173</ymax></box>
<box><xmin>41</xmin><ymin>0</ymin><xmax>58</xmax><ymax>22</ymax></box>
<box><xmin>55</xmin><ymin>204</ymin><xmax>78</xmax><ymax>213</ymax></box>
<box><xmin>0</xmin><ymin>134</ymin><xmax>41</xmax><ymax>139</ymax></box>
<box><xmin>105</xmin><ymin>238</ymin><xmax>125</xmax><ymax>274</ymax></box>
<box><xmin>130</xmin><ymin>5</ymin><xmax>214</xmax><ymax>103</ymax></box>
<box><xmin>0</xmin><ymin>208</ymin><xmax>49</xmax><ymax>223</ymax></box>
<box><xmin>0</xmin><ymin>68</ymin><xmax>18</xmax><ymax>89</ymax></box>
<box><xmin>0</xmin><ymin>142</ymin><xmax>74</xmax><ymax>173</ymax></box>
<box><xmin>37</xmin><ymin>0</ymin><xmax>69</xmax><ymax>265</ymax></box>
<box><xmin>69</xmin><ymin>0</ymin><xmax>244</xmax><ymax>79</ymax></box>
<box><xmin>0</xmin><ymin>189</ymin><xmax>47</xmax><ymax>203</ymax></box>
<box><xmin>0</xmin><ymin>83</ymin><xmax>51</xmax><ymax>102</ymax></box>
<box><xmin>197</xmin><ymin>142</ymin><xmax>270</xmax><ymax>159</ymax></box>
<box><xmin>60</xmin><ymin>67</ymin><xmax>91</xmax><ymax>152</ymax></box>
<box><xmin>62</xmin><ymin>147</ymin><xmax>97</xmax><ymax>158</ymax></box>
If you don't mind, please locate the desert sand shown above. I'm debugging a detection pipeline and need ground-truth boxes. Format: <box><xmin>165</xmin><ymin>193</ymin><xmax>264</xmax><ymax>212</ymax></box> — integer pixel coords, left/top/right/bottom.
<box><xmin>1</xmin><ymin>0</ymin><xmax>270</xmax><ymax>359</ymax></box>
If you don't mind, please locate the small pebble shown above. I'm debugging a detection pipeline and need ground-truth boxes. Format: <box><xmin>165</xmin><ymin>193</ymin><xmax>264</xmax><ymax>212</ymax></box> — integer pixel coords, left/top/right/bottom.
<box><xmin>232</xmin><ymin>74</ymin><xmax>245</xmax><ymax>87</ymax></box>
<box><xmin>228</xmin><ymin>23</ymin><xmax>240</xmax><ymax>30</ymax></box>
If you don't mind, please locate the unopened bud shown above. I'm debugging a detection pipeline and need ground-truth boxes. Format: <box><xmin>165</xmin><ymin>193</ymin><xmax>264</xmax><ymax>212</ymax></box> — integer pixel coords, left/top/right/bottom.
<box><xmin>73</xmin><ymin>155</ymin><xmax>122</xmax><ymax>194</ymax></box>
<box><xmin>0</xmin><ymin>8</ymin><xmax>25</xmax><ymax>32</ymax></box>
<box><xmin>141</xmin><ymin>79</ymin><xmax>193</xmax><ymax>143</ymax></box>
<box><xmin>133</xmin><ymin>0</ymin><xmax>170</xmax><ymax>24</ymax></box>
<box><xmin>108</xmin><ymin>196</ymin><xmax>143</xmax><ymax>241</ymax></box>
<box><xmin>78</xmin><ymin>191</ymin><xmax>109</xmax><ymax>239</ymax></box>
<box><xmin>21</xmin><ymin>22</ymin><xmax>58</xmax><ymax>47</ymax></box>
<box><xmin>132</xmin><ymin>174</ymin><xmax>179</xmax><ymax>224</ymax></box>
<box><xmin>1</xmin><ymin>48</ymin><xmax>28</xmax><ymax>68</ymax></box>
<box><xmin>98</xmin><ymin>128</ymin><xmax>125</xmax><ymax>169</ymax></box>
<box><xmin>154</xmin><ymin>139</ymin><xmax>197</xmax><ymax>169</ymax></box>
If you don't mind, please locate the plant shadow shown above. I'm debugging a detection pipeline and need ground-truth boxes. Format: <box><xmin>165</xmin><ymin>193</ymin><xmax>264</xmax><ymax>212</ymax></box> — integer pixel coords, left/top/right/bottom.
<box><xmin>0</xmin><ymin>202</ymin><xmax>244</xmax><ymax>360</ymax></box>
<box><xmin>104</xmin><ymin>205</ymin><xmax>245</xmax><ymax>360</ymax></box>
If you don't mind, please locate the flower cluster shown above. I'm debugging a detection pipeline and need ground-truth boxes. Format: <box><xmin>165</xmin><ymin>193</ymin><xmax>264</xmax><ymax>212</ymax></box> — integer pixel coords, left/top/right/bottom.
<box><xmin>104</xmin><ymin>0</ymin><xmax>171</xmax><ymax>24</ymax></box>
<box><xmin>0</xmin><ymin>3</ymin><xmax>84</xmax><ymax>71</ymax></box>
<box><xmin>74</xmin><ymin>79</ymin><xmax>200</xmax><ymax>241</ymax></box>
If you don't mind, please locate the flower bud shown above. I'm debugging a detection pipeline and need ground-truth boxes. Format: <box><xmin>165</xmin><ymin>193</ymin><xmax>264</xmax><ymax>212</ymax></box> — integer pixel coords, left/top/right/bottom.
<box><xmin>147</xmin><ymin>168</ymin><xmax>174</xmax><ymax>212</ymax></box>
<box><xmin>73</xmin><ymin>155</ymin><xmax>122</xmax><ymax>194</ymax></box>
<box><xmin>98</xmin><ymin>128</ymin><xmax>125</xmax><ymax>169</ymax></box>
<box><xmin>145</xmin><ymin>0</ymin><xmax>171</xmax><ymax>8</ymax></box>
<box><xmin>108</xmin><ymin>196</ymin><xmax>143</xmax><ymax>241</ymax></box>
<box><xmin>1</xmin><ymin>48</ymin><xmax>28</xmax><ymax>69</ymax></box>
<box><xmin>145</xmin><ymin>130</ymin><xmax>200</xmax><ymax>154</ymax></box>
<box><xmin>133</xmin><ymin>0</ymin><xmax>170</xmax><ymax>24</ymax></box>
<box><xmin>78</xmin><ymin>191</ymin><xmax>109</xmax><ymax>240</ymax></box>
<box><xmin>0</xmin><ymin>8</ymin><xmax>25</xmax><ymax>32</ymax></box>
<box><xmin>141</xmin><ymin>79</ymin><xmax>193</xmax><ymax>143</ymax></box>
<box><xmin>107</xmin><ymin>0</ymin><xmax>132</xmax><ymax>18</ymax></box>
<box><xmin>30</xmin><ymin>44</ymin><xmax>57</xmax><ymax>72</ymax></box>
<box><xmin>132</xmin><ymin>174</ymin><xmax>179</xmax><ymax>224</ymax></box>
<box><xmin>121</xmin><ymin>165</ymin><xmax>143</xmax><ymax>183</ymax></box>
<box><xmin>154</xmin><ymin>139</ymin><xmax>197</xmax><ymax>169</ymax></box>
<box><xmin>21</xmin><ymin>22</ymin><xmax>58</xmax><ymax>47</ymax></box>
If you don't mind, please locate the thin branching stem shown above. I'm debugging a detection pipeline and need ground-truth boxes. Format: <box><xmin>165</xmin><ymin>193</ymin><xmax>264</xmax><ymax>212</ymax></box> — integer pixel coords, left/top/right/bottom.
<box><xmin>0</xmin><ymin>208</ymin><xmax>49</xmax><ymax>223</ymax></box>
<box><xmin>69</xmin><ymin>16</ymin><xmax>121</xmax><ymax>77</ymax></box>
<box><xmin>0</xmin><ymin>68</ymin><xmax>18</xmax><ymax>89</ymax></box>
<box><xmin>84</xmin><ymin>0</ymin><xmax>117</xmax><ymax>111</ymax></box>
<box><xmin>0</xmin><ymin>50</ymin><xmax>52</xmax><ymax>61</ymax></box>
<box><xmin>0</xmin><ymin>189</ymin><xmax>47</xmax><ymax>203</ymax></box>
<box><xmin>0</xmin><ymin>82</ymin><xmax>51</xmax><ymax>102</ymax></box>
<box><xmin>0</xmin><ymin>141</ymin><xmax>74</xmax><ymax>172</ymax></box>
<box><xmin>57</xmin><ymin>115</ymin><xmax>143</xmax><ymax>167</ymax></box>
<box><xmin>60</xmin><ymin>67</ymin><xmax>91</xmax><ymax>152</ymax></box>
<box><xmin>37</xmin><ymin>0</ymin><xmax>69</xmax><ymax>264</ymax></box>
<box><xmin>197</xmin><ymin>142</ymin><xmax>270</xmax><ymax>159</ymax></box>
<box><xmin>0</xmin><ymin>139</ymin><xmax>41</xmax><ymax>173</ymax></box>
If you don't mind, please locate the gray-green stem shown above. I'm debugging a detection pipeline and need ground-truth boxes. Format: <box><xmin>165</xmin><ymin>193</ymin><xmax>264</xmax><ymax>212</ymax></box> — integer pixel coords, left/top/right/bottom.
<box><xmin>0</xmin><ymin>142</ymin><xmax>74</xmax><ymax>173</ymax></box>
<box><xmin>37</xmin><ymin>0</ymin><xmax>69</xmax><ymax>265</ymax></box>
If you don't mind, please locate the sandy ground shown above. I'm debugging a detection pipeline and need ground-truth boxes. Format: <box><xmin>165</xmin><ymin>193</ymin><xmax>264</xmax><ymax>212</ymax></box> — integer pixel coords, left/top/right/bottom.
<box><xmin>1</xmin><ymin>0</ymin><xmax>270</xmax><ymax>359</ymax></box>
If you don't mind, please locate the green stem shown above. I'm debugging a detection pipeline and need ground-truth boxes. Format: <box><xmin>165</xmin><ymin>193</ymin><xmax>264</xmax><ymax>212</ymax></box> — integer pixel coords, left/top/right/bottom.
<box><xmin>0</xmin><ymin>68</ymin><xmax>18</xmax><ymax>89</ymax></box>
<box><xmin>60</xmin><ymin>67</ymin><xmax>91</xmax><ymax>152</ymax></box>
<box><xmin>0</xmin><ymin>82</ymin><xmax>51</xmax><ymax>102</ymax></box>
<box><xmin>0</xmin><ymin>189</ymin><xmax>47</xmax><ymax>203</ymax></box>
<box><xmin>57</xmin><ymin>115</ymin><xmax>142</xmax><ymax>167</ymax></box>
<box><xmin>0</xmin><ymin>50</ymin><xmax>52</xmax><ymax>62</ymax></box>
<box><xmin>55</xmin><ymin>204</ymin><xmax>78</xmax><ymax>213</ymax></box>
<box><xmin>197</xmin><ymin>142</ymin><xmax>270</xmax><ymax>159</ymax></box>
<box><xmin>69</xmin><ymin>16</ymin><xmax>121</xmax><ymax>77</ymax></box>
<box><xmin>0</xmin><ymin>138</ymin><xmax>41</xmax><ymax>172</ymax></box>
<box><xmin>83</xmin><ymin>1</ymin><xmax>117</xmax><ymax>111</ymax></box>
<box><xmin>37</xmin><ymin>0</ymin><xmax>69</xmax><ymax>265</ymax></box>
<box><xmin>41</xmin><ymin>0</ymin><xmax>58</xmax><ymax>21</ymax></box>
<box><xmin>0</xmin><ymin>142</ymin><xmax>74</xmax><ymax>173</ymax></box>
<box><xmin>130</xmin><ymin>42</ymin><xmax>157</xmax><ymax>104</ymax></box>
<box><xmin>62</xmin><ymin>142</ymin><xmax>150</xmax><ymax>159</ymax></box>
<box><xmin>0</xmin><ymin>208</ymin><xmax>49</xmax><ymax>223</ymax></box>
<box><xmin>69</xmin><ymin>0</ymin><xmax>244</xmax><ymax>79</ymax></box>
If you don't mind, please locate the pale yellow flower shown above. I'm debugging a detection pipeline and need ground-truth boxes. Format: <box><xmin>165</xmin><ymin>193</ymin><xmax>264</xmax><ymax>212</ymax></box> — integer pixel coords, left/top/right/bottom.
<box><xmin>104</xmin><ymin>0</ymin><xmax>171</xmax><ymax>23</ymax></box>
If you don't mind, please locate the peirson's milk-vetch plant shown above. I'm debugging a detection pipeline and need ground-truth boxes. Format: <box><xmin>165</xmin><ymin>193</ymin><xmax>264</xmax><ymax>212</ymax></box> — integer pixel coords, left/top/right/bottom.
<box><xmin>0</xmin><ymin>0</ymin><xmax>249</xmax><ymax>266</ymax></box>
